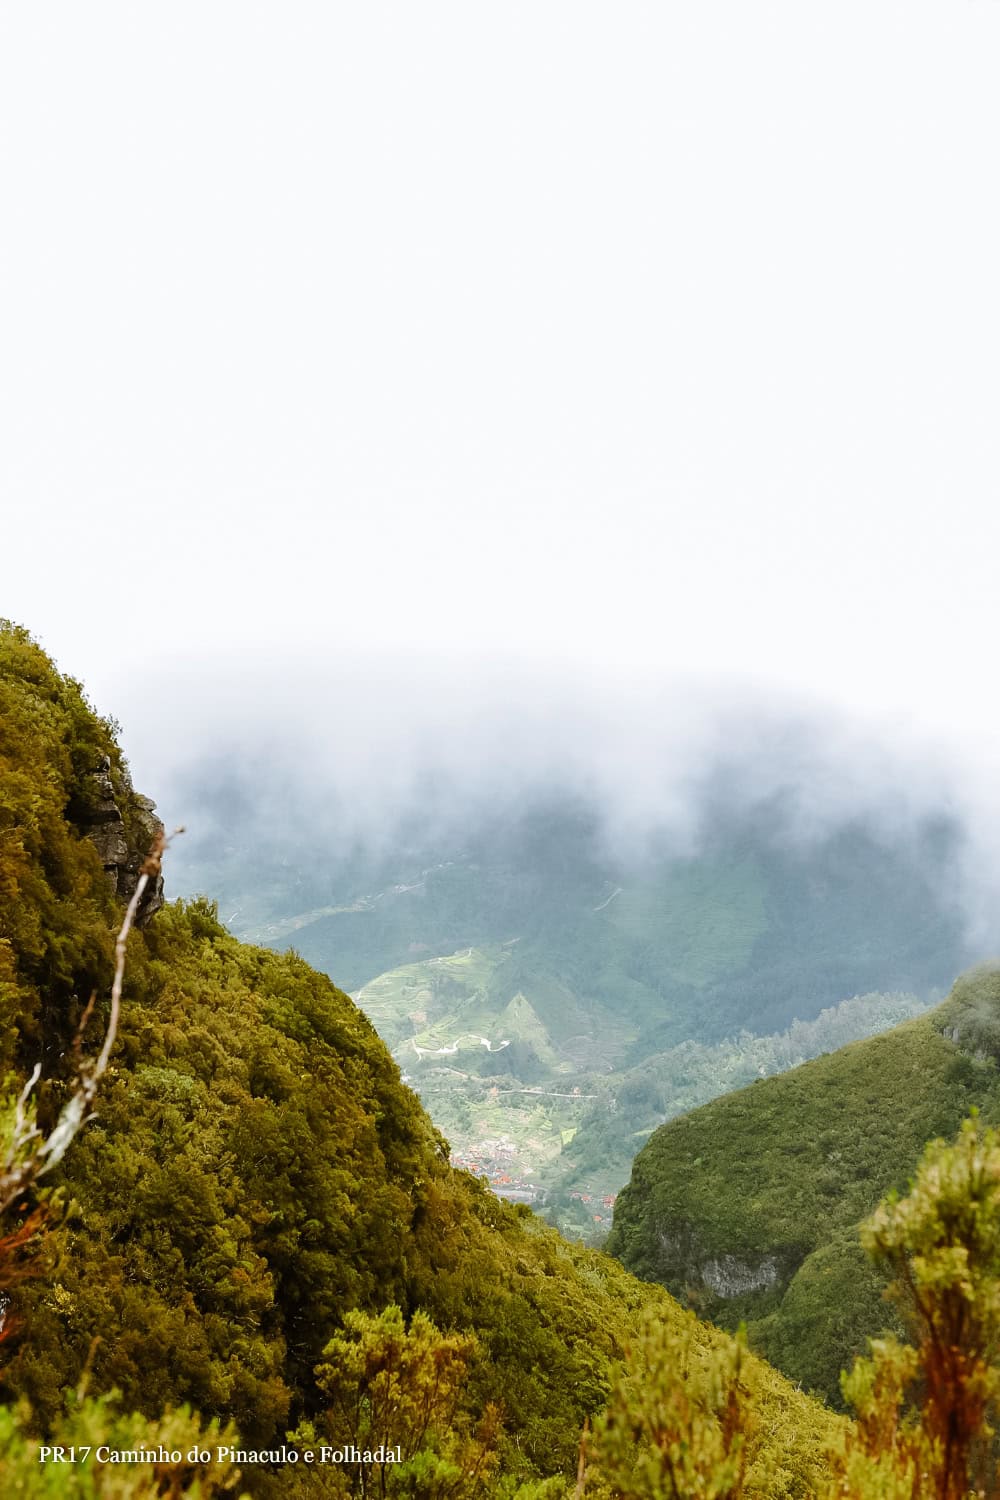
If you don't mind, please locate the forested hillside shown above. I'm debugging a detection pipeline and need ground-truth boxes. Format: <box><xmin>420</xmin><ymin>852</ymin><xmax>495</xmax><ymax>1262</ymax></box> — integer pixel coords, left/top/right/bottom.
<box><xmin>608</xmin><ymin>964</ymin><xmax>1000</xmax><ymax>1406</ymax></box>
<box><xmin>0</xmin><ymin>621</ymin><xmax>842</xmax><ymax>1495</ymax></box>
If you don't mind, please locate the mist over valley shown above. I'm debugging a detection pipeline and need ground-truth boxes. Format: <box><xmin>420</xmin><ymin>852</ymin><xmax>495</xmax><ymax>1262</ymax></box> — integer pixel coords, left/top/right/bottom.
<box><xmin>140</xmin><ymin>666</ymin><xmax>986</xmax><ymax>1239</ymax></box>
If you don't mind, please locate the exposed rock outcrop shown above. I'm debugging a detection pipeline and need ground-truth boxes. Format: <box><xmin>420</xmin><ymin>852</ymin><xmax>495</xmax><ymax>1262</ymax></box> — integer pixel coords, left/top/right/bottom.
<box><xmin>654</xmin><ymin>1223</ymin><xmax>795</xmax><ymax>1305</ymax></box>
<box><xmin>700</xmin><ymin>1253</ymin><xmax>780</xmax><ymax>1298</ymax></box>
<box><xmin>79</xmin><ymin>757</ymin><xmax>165</xmax><ymax>924</ymax></box>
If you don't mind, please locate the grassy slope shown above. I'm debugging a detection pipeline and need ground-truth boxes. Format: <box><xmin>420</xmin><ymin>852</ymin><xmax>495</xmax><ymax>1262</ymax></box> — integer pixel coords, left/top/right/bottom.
<box><xmin>608</xmin><ymin>967</ymin><xmax>1000</xmax><ymax>1403</ymax></box>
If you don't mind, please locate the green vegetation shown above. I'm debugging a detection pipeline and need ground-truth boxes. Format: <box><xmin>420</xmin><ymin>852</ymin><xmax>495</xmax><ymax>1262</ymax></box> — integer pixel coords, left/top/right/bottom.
<box><xmin>0</xmin><ymin>1394</ymin><xmax>247</xmax><ymax>1498</ymax></box>
<box><xmin>590</xmin><ymin>1117</ymin><xmax>1000</xmax><ymax>1498</ymax></box>
<box><xmin>608</xmin><ymin>967</ymin><xmax>1000</xmax><ymax>1406</ymax></box>
<box><xmin>188</xmin><ymin>808</ymin><xmax>965</xmax><ymax>1056</ymax></box>
<box><xmin>354</xmin><ymin>935</ymin><xmax>932</xmax><ymax>1241</ymax></box>
<box><xmin>291</xmin><ymin>1305</ymin><xmax>501</xmax><ymax>1496</ymax></box>
<box><xmin>827</xmin><ymin>1114</ymin><xmax>1000</xmax><ymax>1499</ymax></box>
<box><xmin>0</xmin><ymin>623</ymin><xmax>121</xmax><ymax>1075</ymax></box>
<box><xmin>169</xmin><ymin>760</ymin><xmax>967</xmax><ymax>1246</ymax></box>
<box><xmin>0</xmin><ymin>622</ymin><xmax>841</xmax><ymax>1495</ymax></box>
<box><xmin>17</xmin><ymin>619</ymin><xmax>1000</xmax><ymax>1495</ymax></box>
<box><xmin>548</xmin><ymin>991</ymin><xmax>930</xmax><ymax>1239</ymax></box>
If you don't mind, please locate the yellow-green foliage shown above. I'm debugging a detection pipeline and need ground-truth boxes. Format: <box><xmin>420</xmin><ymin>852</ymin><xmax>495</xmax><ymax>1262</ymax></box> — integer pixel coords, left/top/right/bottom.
<box><xmin>0</xmin><ymin>622</ymin><xmax>121</xmax><ymax>1070</ymax></box>
<box><xmin>828</xmin><ymin>1340</ymin><xmax>928</xmax><ymax>1500</ymax></box>
<box><xmin>589</xmin><ymin>1318</ymin><xmax>756</xmax><ymax>1499</ymax></box>
<box><xmin>0</xmin><ymin>623</ymin><xmax>840</xmax><ymax>1497</ymax></box>
<box><xmin>292</xmin><ymin>1304</ymin><xmax>501</xmax><ymax>1497</ymax></box>
<box><xmin>0</xmin><ymin>1393</ymin><xmax>246</xmax><ymax>1498</ymax></box>
<box><xmin>583</xmin><ymin>1312</ymin><xmax>840</xmax><ymax>1500</ymax></box>
<box><xmin>833</xmin><ymin>1114</ymin><xmax>1000</xmax><ymax>1499</ymax></box>
<box><xmin>585</xmin><ymin>1116</ymin><xmax>1000</xmax><ymax>1499</ymax></box>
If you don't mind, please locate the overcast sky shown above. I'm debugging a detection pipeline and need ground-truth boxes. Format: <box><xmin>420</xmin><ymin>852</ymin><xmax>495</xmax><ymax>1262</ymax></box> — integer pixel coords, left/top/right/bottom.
<box><xmin>3</xmin><ymin>3</ymin><xmax>1000</xmax><ymax>772</ymax></box>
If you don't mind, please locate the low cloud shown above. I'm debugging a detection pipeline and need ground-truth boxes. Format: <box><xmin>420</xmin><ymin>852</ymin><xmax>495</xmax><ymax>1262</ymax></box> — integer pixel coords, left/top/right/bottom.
<box><xmin>103</xmin><ymin>649</ymin><xmax>995</xmax><ymax>954</ymax></box>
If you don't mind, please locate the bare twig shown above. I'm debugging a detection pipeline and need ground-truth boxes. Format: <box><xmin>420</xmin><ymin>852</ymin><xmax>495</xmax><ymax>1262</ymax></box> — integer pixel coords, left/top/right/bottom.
<box><xmin>0</xmin><ymin>827</ymin><xmax>182</xmax><ymax>1216</ymax></box>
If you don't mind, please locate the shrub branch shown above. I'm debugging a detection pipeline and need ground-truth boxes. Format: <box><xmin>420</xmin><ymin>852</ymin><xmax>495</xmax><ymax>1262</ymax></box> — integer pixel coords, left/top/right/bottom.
<box><xmin>0</xmin><ymin>827</ymin><xmax>181</xmax><ymax>1215</ymax></box>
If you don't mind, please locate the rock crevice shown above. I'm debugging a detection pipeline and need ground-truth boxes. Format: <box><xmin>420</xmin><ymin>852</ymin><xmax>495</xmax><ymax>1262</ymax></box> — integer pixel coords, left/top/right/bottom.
<box><xmin>80</xmin><ymin>758</ymin><xmax>165</xmax><ymax>925</ymax></box>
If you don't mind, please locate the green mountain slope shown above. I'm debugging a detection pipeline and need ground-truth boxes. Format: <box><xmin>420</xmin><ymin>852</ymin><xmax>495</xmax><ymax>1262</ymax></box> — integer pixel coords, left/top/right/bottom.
<box><xmin>607</xmin><ymin>965</ymin><xmax>1000</xmax><ymax>1405</ymax></box>
<box><xmin>181</xmin><ymin>804</ymin><xmax>965</xmax><ymax>1050</ymax></box>
<box><xmin>545</xmin><ymin>988</ymin><xmax>932</xmax><ymax>1236</ymax></box>
<box><xmin>169</xmin><ymin>777</ymin><xmax>969</xmax><ymax>1232</ymax></box>
<box><xmin>355</xmin><ymin>936</ymin><xmax>931</xmax><ymax>1235</ymax></box>
<box><xmin>0</xmin><ymin>622</ymin><xmax>841</xmax><ymax>1495</ymax></box>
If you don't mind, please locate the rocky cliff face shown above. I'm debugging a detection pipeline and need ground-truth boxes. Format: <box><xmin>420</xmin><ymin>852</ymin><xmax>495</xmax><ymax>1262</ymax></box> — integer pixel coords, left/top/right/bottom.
<box><xmin>699</xmin><ymin>1251</ymin><xmax>781</xmax><ymax>1298</ymax></box>
<box><xmin>79</xmin><ymin>757</ymin><xmax>164</xmax><ymax>924</ymax></box>
<box><xmin>648</xmin><ymin>1222</ymin><xmax>795</xmax><ymax>1309</ymax></box>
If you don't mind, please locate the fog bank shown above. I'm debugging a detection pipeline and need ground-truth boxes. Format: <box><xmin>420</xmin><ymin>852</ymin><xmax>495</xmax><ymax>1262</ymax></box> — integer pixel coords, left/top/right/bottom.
<box><xmin>92</xmin><ymin>652</ymin><xmax>1000</xmax><ymax>953</ymax></box>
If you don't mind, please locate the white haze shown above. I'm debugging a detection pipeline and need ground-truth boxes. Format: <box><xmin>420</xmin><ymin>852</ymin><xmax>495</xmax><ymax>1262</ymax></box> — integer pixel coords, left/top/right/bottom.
<box><xmin>94</xmin><ymin>651</ymin><xmax>999</xmax><ymax>956</ymax></box>
<box><xmin>2</xmin><ymin>6</ymin><xmax>999</xmax><ymax>945</ymax></box>
<box><xmin>2</xmin><ymin>1</ymin><xmax>1000</xmax><ymax>758</ymax></box>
